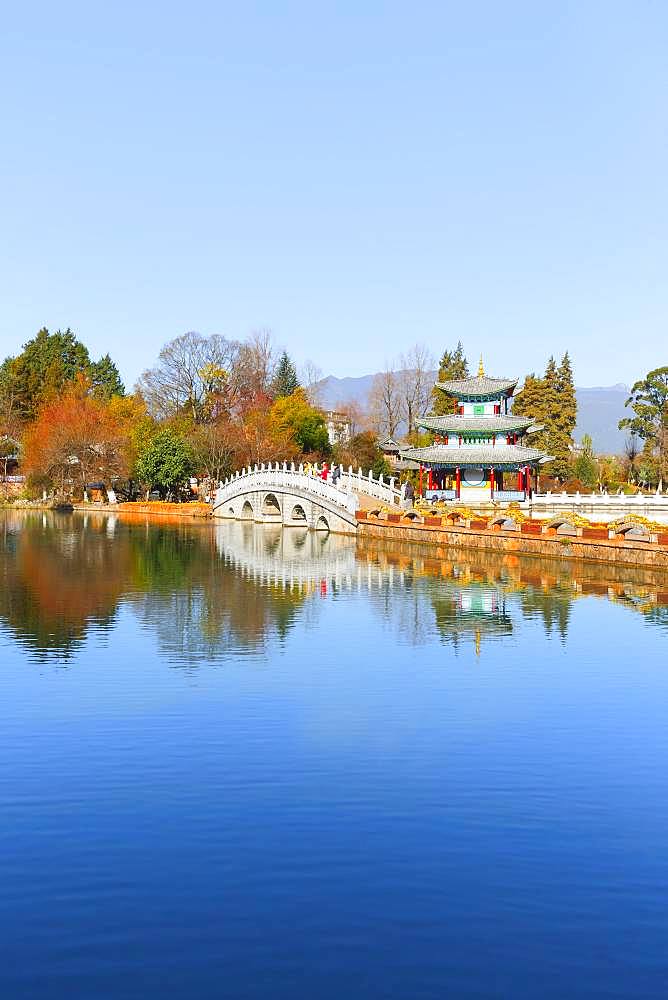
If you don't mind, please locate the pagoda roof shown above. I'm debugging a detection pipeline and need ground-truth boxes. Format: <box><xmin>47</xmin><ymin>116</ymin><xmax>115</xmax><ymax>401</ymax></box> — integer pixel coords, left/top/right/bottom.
<box><xmin>435</xmin><ymin>374</ymin><xmax>519</xmax><ymax>399</ymax></box>
<box><xmin>417</xmin><ymin>414</ymin><xmax>533</xmax><ymax>434</ymax></box>
<box><xmin>399</xmin><ymin>443</ymin><xmax>548</xmax><ymax>468</ymax></box>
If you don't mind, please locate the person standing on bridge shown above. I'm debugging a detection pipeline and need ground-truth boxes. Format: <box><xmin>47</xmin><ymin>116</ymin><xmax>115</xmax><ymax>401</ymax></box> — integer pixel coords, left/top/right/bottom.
<box><xmin>320</xmin><ymin>462</ymin><xmax>329</xmax><ymax>481</ymax></box>
<box><xmin>332</xmin><ymin>465</ymin><xmax>341</xmax><ymax>485</ymax></box>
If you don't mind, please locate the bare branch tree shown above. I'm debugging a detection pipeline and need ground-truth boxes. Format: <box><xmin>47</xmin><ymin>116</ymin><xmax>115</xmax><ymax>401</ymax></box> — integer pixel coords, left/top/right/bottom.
<box><xmin>398</xmin><ymin>343</ymin><xmax>436</xmax><ymax>437</ymax></box>
<box><xmin>233</xmin><ymin>329</ymin><xmax>277</xmax><ymax>401</ymax></box>
<box><xmin>624</xmin><ymin>434</ymin><xmax>640</xmax><ymax>483</ymax></box>
<box><xmin>136</xmin><ymin>332</ymin><xmax>240</xmax><ymax>423</ymax></box>
<box><xmin>338</xmin><ymin>398</ymin><xmax>365</xmax><ymax>438</ymax></box>
<box><xmin>301</xmin><ymin>359</ymin><xmax>323</xmax><ymax>406</ymax></box>
<box><xmin>369</xmin><ymin>363</ymin><xmax>401</xmax><ymax>440</ymax></box>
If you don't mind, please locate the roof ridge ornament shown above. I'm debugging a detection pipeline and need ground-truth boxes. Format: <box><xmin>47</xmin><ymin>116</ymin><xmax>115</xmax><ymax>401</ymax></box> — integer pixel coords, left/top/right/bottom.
<box><xmin>478</xmin><ymin>354</ymin><xmax>485</xmax><ymax>378</ymax></box>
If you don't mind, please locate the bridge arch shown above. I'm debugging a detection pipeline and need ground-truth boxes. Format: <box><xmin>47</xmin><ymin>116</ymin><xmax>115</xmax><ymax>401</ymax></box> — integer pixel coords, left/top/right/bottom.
<box><xmin>262</xmin><ymin>493</ymin><xmax>282</xmax><ymax>517</ymax></box>
<box><xmin>212</xmin><ymin>467</ymin><xmax>370</xmax><ymax>534</ymax></box>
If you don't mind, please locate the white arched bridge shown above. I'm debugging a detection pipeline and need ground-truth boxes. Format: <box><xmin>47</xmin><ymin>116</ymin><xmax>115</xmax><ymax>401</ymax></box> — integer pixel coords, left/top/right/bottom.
<box><xmin>212</xmin><ymin>463</ymin><xmax>402</xmax><ymax>534</ymax></box>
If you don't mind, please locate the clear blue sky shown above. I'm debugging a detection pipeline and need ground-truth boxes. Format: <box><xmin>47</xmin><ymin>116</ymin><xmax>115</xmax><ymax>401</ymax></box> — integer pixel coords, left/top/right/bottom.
<box><xmin>0</xmin><ymin>1</ymin><xmax>665</xmax><ymax>388</ymax></box>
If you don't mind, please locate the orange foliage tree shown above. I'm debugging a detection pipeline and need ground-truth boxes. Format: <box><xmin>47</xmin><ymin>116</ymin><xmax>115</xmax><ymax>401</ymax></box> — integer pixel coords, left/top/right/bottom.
<box><xmin>236</xmin><ymin>403</ymin><xmax>299</xmax><ymax>467</ymax></box>
<box><xmin>22</xmin><ymin>376</ymin><xmax>138</xmax><ymax>496</ymax></box>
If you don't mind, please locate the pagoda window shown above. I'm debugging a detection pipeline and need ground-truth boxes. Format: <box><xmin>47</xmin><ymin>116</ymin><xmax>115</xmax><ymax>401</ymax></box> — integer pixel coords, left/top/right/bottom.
<box><xmin>458</xmin><ymin>405</ymin><xmax>464</xmax><ymax>415</ymax></box>
<box><xmin>494</xmin><ymin>403</ymin><xmax>501</xmax><ymax>415</ymax></box>
<box><xmin>444</xmin><ymin>435</ymin><xmax>449</xmax><ymax>445</ymax></box>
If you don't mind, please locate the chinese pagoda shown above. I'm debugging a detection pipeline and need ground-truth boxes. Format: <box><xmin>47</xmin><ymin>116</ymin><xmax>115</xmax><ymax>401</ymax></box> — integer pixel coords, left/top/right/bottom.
<box><xmin>399</xmin><ymin>357</ymin><xmax>550</xmax><ymax>501</ymax></box>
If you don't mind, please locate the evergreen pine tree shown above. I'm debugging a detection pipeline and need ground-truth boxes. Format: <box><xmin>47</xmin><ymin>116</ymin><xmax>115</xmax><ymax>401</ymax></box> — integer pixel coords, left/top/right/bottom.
<box><xmin>432</xmin><ymin>340</ymin><xmax>469</xmax><ymax>414</ymax></box>
<box><xmin>90</xmin><ymin>354</ymin><xmax>125</xmax><ymax>399</ymax></box>
<box><xmin>549</xmin><ymin>353</ymin><xmax>577</xmax><ymax>479</ymax></box>
<box><xmin>270</xmin><ymin>351</ymin><xmax>300</xmax><ymax>399</ymax></box>
<box><xmin>512</xmin><ymin>373</ymin><xmax>546</xmax><ymax>447</ymax></box>
<box><xmin>513</xmin><ymin>353</ymin><xmax>577</xmax><ymax>479</ymax></box>
<box><xmin>540</xmin><ymin>357</ymin><xmax>562</xmax><ymax>476</ymax></box>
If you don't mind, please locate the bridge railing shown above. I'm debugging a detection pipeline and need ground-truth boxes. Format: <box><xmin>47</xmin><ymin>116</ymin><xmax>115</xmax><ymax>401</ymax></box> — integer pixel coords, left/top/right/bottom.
<box><xmin>214</xmin><ymin>463</ymin><xmax>359</xmax><ymax>515</ymax></box>
<box><xmin>338</xmin><ymin>467</ymin><xmax>402</xmax><ymax>506</ymax></box>
<box><xmin>214</xmin><ymin>463</ymin><xmax>402</xmax><ymax>512</ymax></box>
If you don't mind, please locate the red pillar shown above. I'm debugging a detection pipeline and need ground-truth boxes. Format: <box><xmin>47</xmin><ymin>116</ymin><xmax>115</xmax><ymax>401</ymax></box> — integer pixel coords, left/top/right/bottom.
<box><xmin>419</xmin><ymin>464</ymin><xmax>423</xmax><ymax>497</ymax></box>
<box><xmin>455</xmin><ymin>467</ymin><xmax>461</xmax><ymax>499</ymax></box>
<box><xmin>517</xmin><ymin>468</ymin><xmax>523</xmax><ymax>491</ymax></box>
<box><xmin>490</xmin><ymin>467</ymin><xmax>495</xmax><ymax>498</ymax></box>
<box><xmin>428</xmin><ymin>468</ymin><xmax>433</xmax><ymax>490</ymax></box>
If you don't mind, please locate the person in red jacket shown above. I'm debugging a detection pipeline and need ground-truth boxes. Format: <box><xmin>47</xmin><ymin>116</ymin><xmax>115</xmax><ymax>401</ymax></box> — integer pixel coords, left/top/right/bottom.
<box><xmin>320</xmin><ymin>462</ymin><xmax>329</xmax><ymax>481</ymax></box>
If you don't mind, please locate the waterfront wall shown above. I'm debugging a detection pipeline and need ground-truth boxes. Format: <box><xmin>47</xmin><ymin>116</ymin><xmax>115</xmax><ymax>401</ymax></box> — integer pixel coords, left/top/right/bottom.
<box><xmin>357</xmin><ymin>516</ymin><xmax>668</xmax><ymax>570</ymax></box>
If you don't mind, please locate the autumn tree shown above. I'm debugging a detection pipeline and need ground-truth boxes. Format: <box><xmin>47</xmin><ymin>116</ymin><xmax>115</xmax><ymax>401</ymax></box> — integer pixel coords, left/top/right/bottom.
<box><xmin>192</xmin><ymin>419</ymin><xmax>242</xmax><ymax>486</ymax></box>
<box><xmin>237</xmin><ymin>406</ymin><xmax>299</xmax><ymax>467</ymax></box>
<box><xmin>269</xmin><ymin>389</ymin><xmax>331</xmax><ymax>456</ymax></box>
<box><xmin>107</xmin><ymin>394</ymin><xmax>155</xmax><ymax>497</ymax></box>
<box><xmin>22</xmin><ymin>376</ymin><xmax>131</xmax><ymax>496</ymax></box>
<box><xmin>432</xmin><ymin>341</ymin><xmax>469</xmax><ymax>414</ymax></box>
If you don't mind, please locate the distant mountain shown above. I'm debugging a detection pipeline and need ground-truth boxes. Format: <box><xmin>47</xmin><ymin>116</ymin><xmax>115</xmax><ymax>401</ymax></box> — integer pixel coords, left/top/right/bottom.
<box><xmin>316</xmin><ymin>373</ymin><xmax>396</xmax><ymax>411</ymax></box>
<box><xmin>316</xmin><ymin>374</ymin><xmax>630</xmax><ymax>455</ymax></box>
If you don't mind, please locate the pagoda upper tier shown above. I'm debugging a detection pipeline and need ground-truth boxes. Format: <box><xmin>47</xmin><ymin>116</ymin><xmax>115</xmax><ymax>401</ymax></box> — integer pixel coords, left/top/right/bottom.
<box><xmin>434</xmin><ymin>373</ymin><xmax>518</xmax><ymax>401</ymax></box>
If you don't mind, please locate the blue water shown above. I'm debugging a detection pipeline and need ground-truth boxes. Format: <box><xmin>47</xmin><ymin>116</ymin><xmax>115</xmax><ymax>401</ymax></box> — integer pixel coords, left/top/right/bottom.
<box><xmin>1</xmin><ymin>511</ymin><xmax>667</xmax><ymax>998</ymax></box>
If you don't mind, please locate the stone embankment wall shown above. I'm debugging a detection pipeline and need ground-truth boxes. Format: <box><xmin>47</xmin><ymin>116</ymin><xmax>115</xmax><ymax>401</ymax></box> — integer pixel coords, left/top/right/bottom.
<box><xmin>356</xmin><ymin>513</ymin><xmax>668</xmax><ymax>570</ymax></box>
<box><xmin>114</xmin><ymin>502</ymin><xmax>212</xmax><ymax>518</ymax></box>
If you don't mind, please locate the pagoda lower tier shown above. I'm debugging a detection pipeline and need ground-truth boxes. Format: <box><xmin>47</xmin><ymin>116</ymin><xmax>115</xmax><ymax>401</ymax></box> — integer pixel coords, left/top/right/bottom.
<box><xmin>398</xmin><ymin>443</ymin><xmax>549</xmax><ymax>500</ymax></box>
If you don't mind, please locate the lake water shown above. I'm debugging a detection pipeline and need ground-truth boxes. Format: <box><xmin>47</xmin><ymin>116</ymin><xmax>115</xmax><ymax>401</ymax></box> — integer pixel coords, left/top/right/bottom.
<box><xmin>1</xmin><ymin>511</ymin><xmax>668</xmax><ymax>999</ymax></box>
